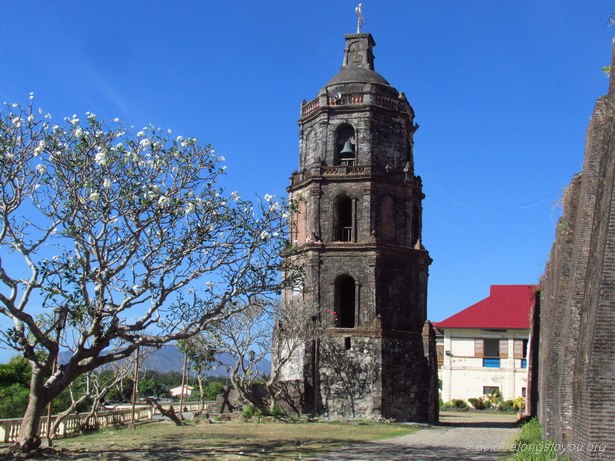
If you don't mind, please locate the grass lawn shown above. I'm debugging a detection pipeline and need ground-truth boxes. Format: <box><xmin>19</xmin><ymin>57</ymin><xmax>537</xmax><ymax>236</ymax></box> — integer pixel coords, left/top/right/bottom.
<box><xmin>1</xmin><ymin>419</ymin><xmax>420</xmax><ymax>461</ymax></box>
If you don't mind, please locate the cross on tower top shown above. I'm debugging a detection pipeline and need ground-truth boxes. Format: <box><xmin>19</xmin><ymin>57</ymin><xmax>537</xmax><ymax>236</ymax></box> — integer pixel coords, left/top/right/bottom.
<box><xmin>355</xmin><ymin>3</ymin><xmax>364</xmax><ymax>33</ymax></box>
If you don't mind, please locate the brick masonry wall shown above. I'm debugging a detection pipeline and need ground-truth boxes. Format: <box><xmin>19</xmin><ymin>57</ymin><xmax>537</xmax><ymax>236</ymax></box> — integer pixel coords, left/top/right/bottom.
<box><xmin>536</xmin><ymin>44</ymin><xmax>615</xmax><ymax>460</ymax></box>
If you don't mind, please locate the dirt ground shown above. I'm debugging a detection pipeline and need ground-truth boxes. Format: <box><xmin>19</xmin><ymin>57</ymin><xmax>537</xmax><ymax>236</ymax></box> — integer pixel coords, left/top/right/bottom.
<box><xmin>0</xmin><ymin>411</ymin><xmax>519</xmax><ymax>461</ymax></box>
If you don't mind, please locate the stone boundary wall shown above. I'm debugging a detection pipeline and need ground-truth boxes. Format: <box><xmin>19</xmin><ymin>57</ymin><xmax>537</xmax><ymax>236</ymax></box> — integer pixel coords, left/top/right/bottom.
<box><xmin>536</xmin><ymin>44</ymin><xmax>615</xmax><ymax>460</ymax></box>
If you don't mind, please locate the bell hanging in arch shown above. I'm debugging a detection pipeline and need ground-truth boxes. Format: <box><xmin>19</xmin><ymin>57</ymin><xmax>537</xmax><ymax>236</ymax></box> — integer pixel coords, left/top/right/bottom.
<box><xmin>340</xmin><ymin>140</ymin><xmax>355</xmax><ymax>156</ymax></box>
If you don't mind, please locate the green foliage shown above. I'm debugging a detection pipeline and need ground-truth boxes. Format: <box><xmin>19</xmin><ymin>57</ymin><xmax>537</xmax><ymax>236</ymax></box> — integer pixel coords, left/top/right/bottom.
<box><xmin>0</xmin><ymin>356</ymin><xmax>31</xmax><ymax>388</ymax></box>
<box><xmin>0</xmin><ymin>384</ymin><xmax>29</xmax><ymax>418</ymax></box>
<box><xmin>270</xmin><ymin>406</ymin><xmax>286</xmax><ymax>417</ymax></box>
<box><xmin>138</xmin><ymin>377</ymin><xmax>167</xmax><ymax>398</ymax></box>
<box><xmin>241</xmin><ymin>403</ymin><xmax>263</xmax><ymax>420</ymax></box>
<box><xmin>468</xmin><ymin>397</ymin><xmax>488</xmax><ymax>410</ymax></box>
<box><xmin>507</xmin><ymin>418</ymin><xmax>572</xmax><ymax>460</ymax></box>
<box><xmin>203</xmin><ymin>381</ymin><xmax>225</xmax><ymax>400</ymax></box>
<box><xmin>440</xmin><ymin>399</ymin><xmax>469</xmax><ymax>411</ymax></box>
<box><xmin>499</xmin><ymin>399</ymin><xmax>516</xmax><ymax>411</ymax></box>
<box><xmin>451</xmin><ymin>399</ymin><xmax>468</xmax><ymax>410</ymax></box>
<box><xmin>0</xmin><ymin>356</ymin><xmax>32</xmax><ymax>418</ymax></box>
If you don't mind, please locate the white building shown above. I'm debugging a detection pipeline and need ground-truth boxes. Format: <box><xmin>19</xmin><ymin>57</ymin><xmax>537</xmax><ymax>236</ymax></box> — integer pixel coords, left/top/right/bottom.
<box><xmin>169</xmin><ymin>385</ymin><xmax>194</xmax><ymax>399</ymax></box>
<box><xmin>436</xmin><ymin>285</ymin><xmax>535</xmax><ymax>403</ymax></box>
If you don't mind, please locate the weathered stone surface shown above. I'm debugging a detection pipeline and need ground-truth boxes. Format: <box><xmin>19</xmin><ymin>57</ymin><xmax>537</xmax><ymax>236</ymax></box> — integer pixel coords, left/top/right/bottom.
<box><xmin>535</xmin><ymin>42</ymin><xmax>615</xmax><ymax>460</ymax></box>
<box><xmin>280</xmin><ymin>33</ymin><xmax>437</xmax><ymax>423</ymax></box>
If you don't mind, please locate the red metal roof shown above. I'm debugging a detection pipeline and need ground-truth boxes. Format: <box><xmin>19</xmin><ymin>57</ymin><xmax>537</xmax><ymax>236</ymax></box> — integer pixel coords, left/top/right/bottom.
<box><xmin>434</xmin><ymin>285</ymin><xmax>536</xmax><ymax>330</ymax></box>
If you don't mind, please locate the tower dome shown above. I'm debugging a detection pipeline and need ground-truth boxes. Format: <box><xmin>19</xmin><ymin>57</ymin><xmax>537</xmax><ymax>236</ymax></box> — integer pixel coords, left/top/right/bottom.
<box><xmin>325</xmin><ymin>33</ymin><xmax>390</xmax><ymax>87</ymax></box>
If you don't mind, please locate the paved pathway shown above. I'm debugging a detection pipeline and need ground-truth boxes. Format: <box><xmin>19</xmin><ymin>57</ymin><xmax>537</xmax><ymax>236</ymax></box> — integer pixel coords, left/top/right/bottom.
<box><xmin>308</xmin><ymin>412</ymin><xmax>519</xmax><ymax>461</ymax></box>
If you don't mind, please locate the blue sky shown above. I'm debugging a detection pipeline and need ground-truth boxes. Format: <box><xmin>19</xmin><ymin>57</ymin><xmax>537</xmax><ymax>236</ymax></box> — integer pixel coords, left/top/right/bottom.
<box><xmin>1</xmin><ymin>1</ymin><xmax>613</xmax><ymax>362</ymax></box>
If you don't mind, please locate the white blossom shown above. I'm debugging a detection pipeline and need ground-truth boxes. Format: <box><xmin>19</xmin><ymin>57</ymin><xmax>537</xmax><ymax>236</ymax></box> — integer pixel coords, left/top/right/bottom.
<box><xmin>34</xmin><ymin>140</ymin><xmax>45</xmax><ymax>156</ymax></box>
<box><xmin>87</xmin><ymin>112</ymin><xmax>96</xmax><ymax>121</ymax></box>
<box><xmin>11</xmin><ymin>117</ymin><xmax>21</xmax><ymax>127</ymax></box>
<box><xmin>35</xmin><ymin>164</ymin><xmax>46</xmax><ymax>174</ymax></box>
<box><xmin>89</xmin><ymin>192</ymin><xmax>100</xmax><ymax>202</ymax></box>
<box><xmin>137</xmin><ymin>130</ymin><xmax>145</xmax><ymax>137</ymax></box>
<box><xmin>264</xmin><ymin>194</ymin><xmax>274</xmax><ymax>202</ymax></box>
<box><xmin>260</xmin><ymin>230</ymin><xmax>270</xmax><ymax>240</ymax></box>
<box><xmin>95</xmin><ymin>151</ymin><xmax>107</xmax><ymax>166</ymax></box>
<box><xmin>157</xmin><ymin>195</ymin><xmax>170</xmax><ymax>207</ymax></box>
<box><xmin>113</xmin><ymin>117</ymin><xmax>120</xmax><ymax>123</ymax></box>
<box><xmin>185</xmin><ymin>202</ymin><xmax>195</xmax><ymax>215</ymax></box>
<box><xmin>27</xmin><ymin>114</ymin><xmax>35</xmax><ymax>123</ymax></box>
<box><xmin>28</xmin><ymin>92</ymin><xmax>34</xmax><ymax>100</ymax></box>
<box><xmin>206</xmin><ymin>281</ymin><xmax>215</xmax><ymax>289</ymax></box>
<box><xmin>231</xmin><ymin>191</ymin><xmax>240</xmax><ymax>201</ymax></box>
<box><xmin>103</xmin><ymin>178</ymin><xmax>112</xmax><ymax>189</ymax></box>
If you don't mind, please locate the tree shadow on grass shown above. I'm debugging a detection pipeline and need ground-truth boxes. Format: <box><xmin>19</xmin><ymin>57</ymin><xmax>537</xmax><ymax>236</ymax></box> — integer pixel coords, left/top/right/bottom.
<box><xmin>0</xmin><ymin>436</ymin><xmax>359</xmax><ymax>461</ymax></box>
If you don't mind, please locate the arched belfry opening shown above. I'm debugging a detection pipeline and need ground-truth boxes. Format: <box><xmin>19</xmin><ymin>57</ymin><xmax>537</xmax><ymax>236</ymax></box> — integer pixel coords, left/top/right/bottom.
<box><xmin>334</xmin><ymin>195</ymin><xmax>353</xmax><ymax>242</ymax></box>
<box><xmin>335</xmin><ymin>275</ymin><xmax>356</xmax><ymax>328</ymax></box>
<box><xmin>335</xmin><ymin>124</ymin><xmax>356</xmax><ymax>166</ymax></box>
<box><xmin>411</xmin><ymin>204</ymin><xmax>420</xmax><ymax>247</ymax></box>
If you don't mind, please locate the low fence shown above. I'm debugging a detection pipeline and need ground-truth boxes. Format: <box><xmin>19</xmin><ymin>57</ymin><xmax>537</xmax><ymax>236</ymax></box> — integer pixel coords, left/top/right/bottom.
<box><xmin>0</xmin><ymin>402</ymin><xmax>212</xmax><ymax>443</ymax></box>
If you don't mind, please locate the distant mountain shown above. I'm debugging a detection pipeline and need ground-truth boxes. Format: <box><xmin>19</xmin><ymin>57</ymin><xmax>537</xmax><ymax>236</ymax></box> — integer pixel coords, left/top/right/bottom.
<box><xmin>59</xmin><ymin>345</ymin><xmax>271</xmax><ymax>377</ymax></box>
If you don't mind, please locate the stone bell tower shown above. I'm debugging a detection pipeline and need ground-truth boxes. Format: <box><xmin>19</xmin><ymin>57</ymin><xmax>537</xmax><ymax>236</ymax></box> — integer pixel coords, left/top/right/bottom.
<box><xmin>281</xmin><ymin>32</ymin><xmax>438</xmax><ymax>422</ymax></box>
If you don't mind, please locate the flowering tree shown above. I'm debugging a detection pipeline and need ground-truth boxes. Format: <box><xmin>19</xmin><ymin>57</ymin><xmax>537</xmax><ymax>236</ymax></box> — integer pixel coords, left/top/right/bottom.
<box><xmin>202</xmin><ymin>296</ymin><xmax>321</xmax><ymax>414</ymax></box>
<box><xmin>0</xmin><ymin>98</ymin><xmax>287</xmax><ymax>451</ymax></box>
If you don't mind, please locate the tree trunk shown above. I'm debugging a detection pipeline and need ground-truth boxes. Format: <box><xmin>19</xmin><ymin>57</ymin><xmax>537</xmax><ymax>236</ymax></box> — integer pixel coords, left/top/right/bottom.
<box><xmin>194</xmin><ymin>375</ymin><xmax>206</xmax><ymax>417</ymax></box>
<box><xmin>17</xmin><ymin>368</ymin><xmax>49</xmax><ymax>452</ymax></box>
<box><xmin>146</xmin><ymin>398</ymin><xmax>183</xmax><ymax>426</ymax></box>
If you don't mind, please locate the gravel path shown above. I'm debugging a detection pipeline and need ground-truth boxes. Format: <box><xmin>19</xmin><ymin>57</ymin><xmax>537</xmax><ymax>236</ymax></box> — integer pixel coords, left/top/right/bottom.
<box><xmin>308</xmin><ymin>412</ymin><xmax>519</xmax><ymax>461</ymax></box>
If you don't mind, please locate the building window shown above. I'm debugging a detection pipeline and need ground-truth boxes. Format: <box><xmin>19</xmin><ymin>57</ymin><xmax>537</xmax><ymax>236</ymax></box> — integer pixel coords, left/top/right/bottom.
<box><xmin>483</xmin><ymin>386</ymin><xmax>500</xmax><ymax>395</ymax></box>
<box><xmin>514</xmin><ymin>338</ymin><xmax>529</xmax><ymax>368</ymax></box>
<box><xmin>483</xmin><ymin>339</ymin><xmax>500</xmax><ymax>368</ymax></box>
<box><xmin>335</xmin><ymin>124</ymin><xmax>356</xmax><ymax>166</ymax></box>
<box><xmin>335</xmin><ymin>275</ymin><xmax>356</xmax><ymax>328</ymax></box>
<box><xmin>335</xmin><ymin>195</ymin><xmax>353</xmax><ymax>242</ymax></box>
<box><xmin>522</xmin><ymin>387</ymin><xmax>527</xmax><ymax>398</ymax></box>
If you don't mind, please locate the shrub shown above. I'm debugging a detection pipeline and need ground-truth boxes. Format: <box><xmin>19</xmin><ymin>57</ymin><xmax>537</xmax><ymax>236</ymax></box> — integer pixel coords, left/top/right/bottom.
<box><xmin>508</xmin><ymin>418</ymin><xmax>572</xmax><ymax>460</ymax></box>
<box><xmin>499</xmin><ymin>400</ymin><xmax>516</xmax><ymax>411</ymax></box>
<box><xmin>451</xmin><ymin>399</ymin><xmax>469</xmax><ymax>410</ymax></box>
<box><xmin>468</xmin><ymin>397</ymin><xmax>487</xmax><ymax>410</ymax></box>
<box><xmin>241</xmin><ymin>404</ymin><xmax>263</xmax><ymax>420</ymax></box>
<box><xmin>513</xmin><ymin>396</ymin><xmax>525</xmax><ymax>411</ymax></box>
<box><xmin>271</xmin><ymin>406</ymin><xmax>286</xmax><ymax>417</ymax></box>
